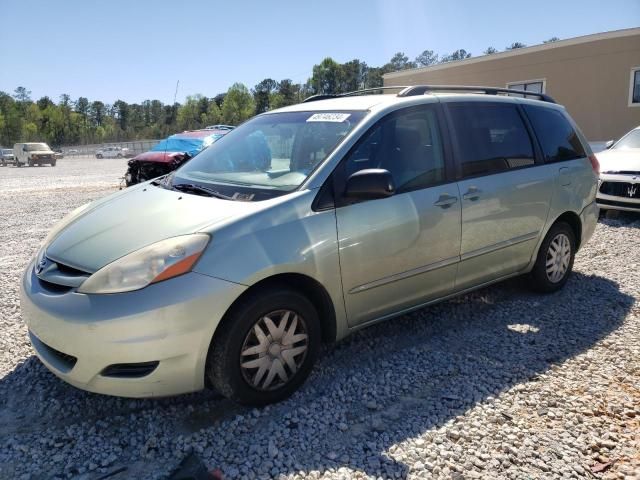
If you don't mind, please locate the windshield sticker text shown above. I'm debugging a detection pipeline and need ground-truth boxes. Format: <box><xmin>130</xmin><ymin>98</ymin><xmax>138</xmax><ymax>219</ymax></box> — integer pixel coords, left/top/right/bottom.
<box><xmin>306</xmin><ymin>113</ymin><xmax>351</xmax><ymax>123</ymax></box>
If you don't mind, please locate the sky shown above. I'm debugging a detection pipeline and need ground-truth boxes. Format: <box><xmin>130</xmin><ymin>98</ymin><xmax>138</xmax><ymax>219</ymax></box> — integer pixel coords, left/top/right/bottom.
<box><xmin>1</xmin><ymin>0</ymin><xmax>639</xmax><ymax>105</ymax></box>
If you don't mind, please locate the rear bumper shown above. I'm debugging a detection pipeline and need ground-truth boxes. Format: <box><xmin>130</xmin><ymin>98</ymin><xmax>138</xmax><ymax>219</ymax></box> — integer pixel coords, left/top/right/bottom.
<box><xmin>21</xmin><ymin>262</ymin><xmax>245</xmax><ymax>397</ymax></box>
<box><xmin>579</xmin><ymin>201</ymin><xmax>599</xmax><ymax>248</ymax></box>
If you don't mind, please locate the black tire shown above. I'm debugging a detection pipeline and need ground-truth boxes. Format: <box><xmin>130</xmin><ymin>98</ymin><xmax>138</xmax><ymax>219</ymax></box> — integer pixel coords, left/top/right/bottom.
<box><xmin>207</xmin><ymin>285</ymin><xmax>321</xmax><ymax>406</ymax></box>
<box><xmin>96</xmin><ymin>154</ymin><xmax>103</xmax><ymax>159</ymax></box>
<box><xmin>51</xmin><ymin>160</ymin><xmax>56</xmax><ymax>167</ymax></box>
<box><xmin>117</xmin><ymin>153</ymin><xmax>123</xmax><ymax>158</ymax></box>
<box><xmin>528</xmin><ymin>221</ymin><xmax>576</xmax><ymax>293</ymax></box>
<box><xmin>27</xmin><ymin>159</ymin><xmax>33</xmax><ymax>167</ymax></box>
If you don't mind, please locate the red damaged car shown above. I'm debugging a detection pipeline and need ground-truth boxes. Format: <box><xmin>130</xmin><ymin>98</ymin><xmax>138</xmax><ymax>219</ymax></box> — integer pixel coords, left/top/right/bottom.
<box><xmin>124</xmin><ymin>127</ymin><xmax>232</xmax><ymax>186</ymax></box>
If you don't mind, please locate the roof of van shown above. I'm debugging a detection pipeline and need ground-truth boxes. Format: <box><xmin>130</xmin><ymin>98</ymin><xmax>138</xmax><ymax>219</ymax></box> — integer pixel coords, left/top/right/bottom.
<box><xmin>270</xmin><ymin>92</ymin><xmax>562</xmax><ymax>114</ymax></box>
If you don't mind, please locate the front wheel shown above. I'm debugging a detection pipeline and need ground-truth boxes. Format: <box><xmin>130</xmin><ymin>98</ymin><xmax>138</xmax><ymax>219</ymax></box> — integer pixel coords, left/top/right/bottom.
<box><xmin>51</xmin><ymin>160</ymin><xmax>56</xmax><ymax>167</ymax></box>
<box><xmin>528</xmin><ymin>222</ymin><xmax>576</xmax><ymax>293</ymax></box>
<box><xmin>207</xmin><ymin>286</ymin><xmax>320</xmax><ymax>406</ymax></box>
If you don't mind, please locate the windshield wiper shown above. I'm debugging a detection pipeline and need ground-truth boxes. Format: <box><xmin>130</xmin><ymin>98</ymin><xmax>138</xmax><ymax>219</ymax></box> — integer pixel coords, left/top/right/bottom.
<box><xmin>172</xmin><ymin>183</ymin><xmax>234</xmax><ymax>200</ymax></box>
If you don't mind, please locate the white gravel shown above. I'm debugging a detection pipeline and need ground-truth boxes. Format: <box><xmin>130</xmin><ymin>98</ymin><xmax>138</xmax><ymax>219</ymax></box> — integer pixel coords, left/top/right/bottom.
<box><xmin>0</xmin><ymin>157</ymin><xmax>638</xmax><ymax>480</ymax></box>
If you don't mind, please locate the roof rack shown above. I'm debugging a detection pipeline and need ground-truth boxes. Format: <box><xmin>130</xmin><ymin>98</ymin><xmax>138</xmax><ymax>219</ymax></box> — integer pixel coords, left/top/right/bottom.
<box><xmin>302</xmin><ymin>86</ymin><xmax>409</xmax><ymax>103</ymax></box>
<box><xmin>303</xmin><ymin>84</ymin><xmax>555</xmax><ymax>104</ymax></box>
<box><xmin>397</xmin><ymin>85</ymin><xmax>556</xmax><ymax>103</ymax></box>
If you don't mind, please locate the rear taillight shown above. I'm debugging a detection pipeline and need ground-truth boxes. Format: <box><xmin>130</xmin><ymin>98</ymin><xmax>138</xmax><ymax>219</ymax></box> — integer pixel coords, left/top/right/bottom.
<box><xmin>589</xmin><ymin>154</ymin><xmax>600</xmax><ymax>175</ymax></box>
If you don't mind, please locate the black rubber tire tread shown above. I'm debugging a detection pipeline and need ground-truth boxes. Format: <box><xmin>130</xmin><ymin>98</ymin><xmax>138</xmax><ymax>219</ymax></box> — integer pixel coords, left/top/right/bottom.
<box><xmin>206</xmin><ymin>285</ymin><xmax>320</xmax><ymax>406</ymax></box>
<box><xmin>528</xmin><ymin>221</ymin><xmax>576</xmax><ymax>293</ymax></box>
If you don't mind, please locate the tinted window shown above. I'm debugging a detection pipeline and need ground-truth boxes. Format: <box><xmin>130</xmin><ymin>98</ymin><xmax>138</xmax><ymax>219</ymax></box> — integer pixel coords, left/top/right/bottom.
<box><xmin>524</xmin><ymin>105</ymin><xmax>586</xmax><ymax>162</ymax></box>
<box><xmin>344</xmin><ymin>106</ymin><xmax>445</xmax><ymax>193</ymax></box>
<box><xmin>448</xmin><ymin>103</ymin><xmax>535</xmax><ymax>178</ymax></box>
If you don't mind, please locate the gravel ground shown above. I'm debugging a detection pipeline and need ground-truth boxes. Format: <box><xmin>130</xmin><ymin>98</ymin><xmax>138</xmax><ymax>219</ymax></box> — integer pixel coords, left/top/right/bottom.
<box><xmin>0</xmin><ymin>157</ymin><xmax>638</xmax><ymax>480</ymax></box>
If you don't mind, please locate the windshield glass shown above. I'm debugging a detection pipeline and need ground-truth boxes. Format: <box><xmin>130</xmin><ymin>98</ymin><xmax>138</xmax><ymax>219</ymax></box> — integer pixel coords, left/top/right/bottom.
<box><xmin>2</xmin><ymin>149</ymin><xmax>12</xmax><ymax>154</ymax></box>
<box><xmin>172</xmin><ymin>110</ymin><xmax>367</xmax><ymax>192</ymax></box>
<box><xmin>613</xmin><ymin>130</ymin><xmax>640</xmax><ymax>149</ymax></box>
<box><xmin>25</xmin><ymin>143</ymin><xmax>50</xmax><ymax>151</ymax></box>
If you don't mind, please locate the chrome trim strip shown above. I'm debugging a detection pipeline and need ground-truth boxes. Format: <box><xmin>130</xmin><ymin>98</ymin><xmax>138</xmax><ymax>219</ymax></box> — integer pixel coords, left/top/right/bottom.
<box><xmin>460</xmin><ymin>231</ymin><xmax>539</xmax><ymax>262</ymax></box>
<box><xmin>349</xmin><ymin>255</ymin><xmax>460</xmax><ymax>294</ymax></box>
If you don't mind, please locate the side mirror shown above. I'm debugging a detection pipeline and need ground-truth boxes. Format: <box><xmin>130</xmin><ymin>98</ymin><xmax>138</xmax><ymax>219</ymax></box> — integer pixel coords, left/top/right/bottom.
<box><xmin>22</xmin><ymin>146</ymin><xmax>27</xmax><ymax>151</ymax></box>
<box><xmin>605</xmin><ymin>140</ymin><xmax>615</xmax><ymax>149</ymax></box>
<box><xmin>344</xmin><ymin>168</ymin><xmax>395</xmax><ymax>200</ymax></box>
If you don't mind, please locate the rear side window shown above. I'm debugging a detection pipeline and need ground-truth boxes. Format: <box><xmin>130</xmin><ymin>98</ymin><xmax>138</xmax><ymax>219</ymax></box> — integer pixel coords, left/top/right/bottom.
<box><xmin>448</xmin><ymin>103</ymin><xmax>535</xmax><ymax>178</ymax></box>
<box><xmin>524</xmin><ymin>105</ymin><xmax>586</xmax><ymax>163</ymax></box>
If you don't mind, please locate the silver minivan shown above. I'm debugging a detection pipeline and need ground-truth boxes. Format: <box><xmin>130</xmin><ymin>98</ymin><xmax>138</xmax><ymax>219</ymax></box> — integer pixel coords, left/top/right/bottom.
<box><xmin>21</xmin><ymin>86</ymin><xmax>600</xmax><ymax>405</ymax></box>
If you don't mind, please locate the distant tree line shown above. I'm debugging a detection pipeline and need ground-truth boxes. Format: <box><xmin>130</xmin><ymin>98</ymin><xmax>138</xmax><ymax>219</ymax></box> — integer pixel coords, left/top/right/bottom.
<box><xmin>0</xmin><ymin>37</ymin><xmax>559</xmax><ymax>147</ymax></box>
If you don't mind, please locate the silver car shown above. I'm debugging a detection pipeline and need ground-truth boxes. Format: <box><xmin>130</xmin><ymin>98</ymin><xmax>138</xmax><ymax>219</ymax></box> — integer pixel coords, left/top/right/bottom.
<box><xmin>596</xmin><ymin>126</ymin><xmax>640</xmax><ymax>213</ymax></box>
<box><xmin>21</xmin><ymin>87</ymin><xmax>599</xmax><ymax>405</ymax></box>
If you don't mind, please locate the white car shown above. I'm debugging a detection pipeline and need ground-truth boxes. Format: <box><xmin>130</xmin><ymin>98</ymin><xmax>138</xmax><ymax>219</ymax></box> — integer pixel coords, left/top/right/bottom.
<box><xmin>95</xmin><ymin>146</ymin><xmax>129</xmax><ymax>159</ymax></box>
<box><xmin>596</xmin><ymin>126</ymin><xmax>640</xmax><ymax>213</ymax></box>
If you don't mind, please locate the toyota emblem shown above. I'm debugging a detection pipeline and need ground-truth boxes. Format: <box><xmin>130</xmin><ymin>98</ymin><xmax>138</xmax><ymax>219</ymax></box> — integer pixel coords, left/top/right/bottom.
<box><xmin>35</xmin><ymin>258</ymin><xmax>47</xmax><ymax>275</ymax></box>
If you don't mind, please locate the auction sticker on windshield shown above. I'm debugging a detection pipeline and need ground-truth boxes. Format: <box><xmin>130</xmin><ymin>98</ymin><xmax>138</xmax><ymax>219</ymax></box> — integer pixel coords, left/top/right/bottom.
<box><xmin>306</xmin><ymin>113</ymin><xmax>351</xmax><ymax>122</ymax></box>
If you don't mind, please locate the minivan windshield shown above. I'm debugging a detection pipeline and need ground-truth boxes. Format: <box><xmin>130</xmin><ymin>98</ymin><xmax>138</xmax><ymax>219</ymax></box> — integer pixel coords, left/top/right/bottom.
<box><xmin>24</xmin><ymin>143</ymin><xmax>50</xmax><ymax>151</ymax></box>
<box><xmin>172</xmin><ymin>110</ymin><xmax>367</xmax><ymax>193</ymax></box>
<box><xmin>612</xmin><ymin>129</ymin><xmax>640</xmax><ymax>149</ymax></box>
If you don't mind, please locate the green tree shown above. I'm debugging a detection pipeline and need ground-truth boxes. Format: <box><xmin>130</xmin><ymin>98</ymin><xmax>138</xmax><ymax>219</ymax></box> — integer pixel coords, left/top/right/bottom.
<box><xmin>440</xmin><ymin>49</ymin><xmax>472</xmax><ymax>63</ymax></box>
<box><xmin>506</xmin><ymin>42</ymin><xmax>527</xmax><ymax>50</ymax></box>
<box><xmin>483</xmin><ymin>47</ymin><xmax>498</xmax><ymax>55</ymax></box>
<box><xmin>543</xmin><ymin>37</ymin><xmax>560</xmax><ymax>43</ymax></box>
<box><xmin>388</xmin><ymin>52</ymin><xmax>417</xmax><ymax>71</ymax></box>
<box><xmin>253</xmin><ymin>78</ymin><xmax>279</xmax><ymax>114</ymax></box>
<box><xmin>310</xmin><ymin>57</ymin><xmax>342</xmax><ymax>94</ymax></box>
<box><xmin>221</xmin><ymin>83</ymin><xmax>255</xmax><ymax>125</ymax></box>
<box><xmin>415</xmin><ymin>50</ymin><xmax>438</xmax><ymax>67</ymax></box>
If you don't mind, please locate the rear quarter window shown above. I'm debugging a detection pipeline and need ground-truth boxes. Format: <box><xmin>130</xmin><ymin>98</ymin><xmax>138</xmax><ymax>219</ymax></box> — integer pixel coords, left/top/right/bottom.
<box><xmin>524</xmin><ymin>105</ymin><xmax>586</xmax><ymax>163</ymax></box>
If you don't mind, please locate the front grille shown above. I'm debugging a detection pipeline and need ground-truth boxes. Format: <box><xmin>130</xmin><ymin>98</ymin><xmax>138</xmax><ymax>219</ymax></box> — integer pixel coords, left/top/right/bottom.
<box><xmin>599</xmin><ymin>181</ymin><xmax>640</xmax><ymax>199</ymax></box>
<box><xmin>101</xmin><ymin>361</ymin><xmax>159</xmax><ymax>379</ymax></box>
<box><xmin>35</xmin><ymin>256</ymin><xmax>90</xmax><ymax>290</ymax></box>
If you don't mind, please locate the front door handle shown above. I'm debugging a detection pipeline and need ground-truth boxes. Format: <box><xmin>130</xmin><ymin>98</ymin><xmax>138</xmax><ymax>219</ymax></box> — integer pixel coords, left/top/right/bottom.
<box><xmin>434</xmin><ymin>194</ymin><xmax>458</xmax><ymax>208</ymax></box>
<box><xmin>462</xmin><ymin>187</ymin><xmax>481</xmax><ymax>201</ymax></box>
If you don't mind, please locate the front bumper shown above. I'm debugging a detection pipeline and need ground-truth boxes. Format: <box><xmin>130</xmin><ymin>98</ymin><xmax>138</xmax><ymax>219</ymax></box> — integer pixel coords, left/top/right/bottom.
<box><xmin>597</xmin><ymin>173</ymin><xmax>640</xmax><ymax>212</ymax></box>
<box><xmin>20</xmin><ymin>262</ymin><xmax>245</xmax><ymax>397</ymax></box>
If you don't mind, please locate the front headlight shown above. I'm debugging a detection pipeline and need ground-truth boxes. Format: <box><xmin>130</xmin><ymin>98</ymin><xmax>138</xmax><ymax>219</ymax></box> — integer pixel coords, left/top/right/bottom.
<box><xmin>78</xmin><ymin>234</ymin><xmax>210</xmax><ymax>294</ymax></box>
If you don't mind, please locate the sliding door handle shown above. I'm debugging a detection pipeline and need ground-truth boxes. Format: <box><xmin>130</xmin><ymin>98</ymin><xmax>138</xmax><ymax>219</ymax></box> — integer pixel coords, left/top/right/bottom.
<box><xmin>434</xmin><ymin>194</ymin><xmax>458</xmax><ymax>208</ymax></box>
<box><xmin>462</xmin><ymin>187</ymin><xmax>481</xmax><ymax>201</ymax></box>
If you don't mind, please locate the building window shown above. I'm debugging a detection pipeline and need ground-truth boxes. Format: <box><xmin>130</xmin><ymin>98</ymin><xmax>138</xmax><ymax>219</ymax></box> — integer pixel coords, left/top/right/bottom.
<box><xmin>630</xmin><ymin>67</ymin><xmax>640</xmax><ymax>107</ymax></box>
<box><xmin>506</xmin><ymin>80</ymin><xmax>545</xmax><ymax>98</ymax></box>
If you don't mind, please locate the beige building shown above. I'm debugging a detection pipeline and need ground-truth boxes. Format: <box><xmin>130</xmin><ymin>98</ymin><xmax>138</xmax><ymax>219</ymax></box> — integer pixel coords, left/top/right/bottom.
<box><xmin>383</xmin><ymin>28</ymin><xmax>640</xmax><ymax>141</ymax></box>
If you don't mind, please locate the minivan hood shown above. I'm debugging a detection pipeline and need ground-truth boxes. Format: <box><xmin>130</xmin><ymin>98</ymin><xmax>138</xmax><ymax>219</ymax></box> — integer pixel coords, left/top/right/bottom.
<box><xmin>46</xmin><ymin>184</ymin><xmax>260</xmax><ymax>272</ymax></box>
<box><xmin>597</xmin><ymin>149</ymin><xmax>640</xmax><ymax>173</ymax></box>
<box><xmin>30</xmin><ymin>150</ymin><xmax>54</xmax><ymax>155</ymax></box>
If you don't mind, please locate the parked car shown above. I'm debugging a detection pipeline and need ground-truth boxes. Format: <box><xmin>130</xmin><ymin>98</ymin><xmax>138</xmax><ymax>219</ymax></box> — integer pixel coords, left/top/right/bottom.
<box><xmin>124</xmin><ymin>129</ymin><xmax>230</xmax><ymax>186</ymax></box>
<box><xmin>13</xmin><ymin>142</ymin><xmax>57</xmax><ymax>166</ymax></box>
<box><xmin>96</xmin><ymin>146</ymin><xmax>129</xmax><ymax>159</ymax></box>
<box><xmin>596</xmin><ymin>126</ymin><xmax>640</xmax><ymax>213</ymax></box>
<box><xmin>21</xmin><ymin>86</ymin><xmax>599</xmax><ymax>405</ymax></box>
<box><xmin>0</xmin><ymin>148</ymin><xmax>15</xmax><ymax>166</ymax></box>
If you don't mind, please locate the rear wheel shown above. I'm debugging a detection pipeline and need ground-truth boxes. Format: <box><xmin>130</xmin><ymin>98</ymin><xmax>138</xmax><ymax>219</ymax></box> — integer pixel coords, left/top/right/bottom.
<box><xmin>96</xmin><ymin>154</ymin><xmax>103</xmax><ymax>159</ymax></box>
<box><xmin>528</xmin><ymin>221</ymin><xmax>576</xmax><ymax>293</ymax></box>
<box><xmin>207</xmin><ymin>286</ymin><xmax>320</xmax><ymax>406</ymax></box>
<box><xmin>51</xmin><ymin>160</ymin><xmax>56</xmax><ymax>167</ymax></box>
<box><xmin>27</xmin><ymin>159</ymin><xmax>33</xmax><ymax>167</ymax></box>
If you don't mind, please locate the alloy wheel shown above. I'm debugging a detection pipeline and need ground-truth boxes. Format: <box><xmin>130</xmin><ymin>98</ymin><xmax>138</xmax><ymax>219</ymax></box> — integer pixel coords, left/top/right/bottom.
<box><xmin>240</xmin><ymin>310</ymin><xmax>309</xmax><ymax>391</ymax></box>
